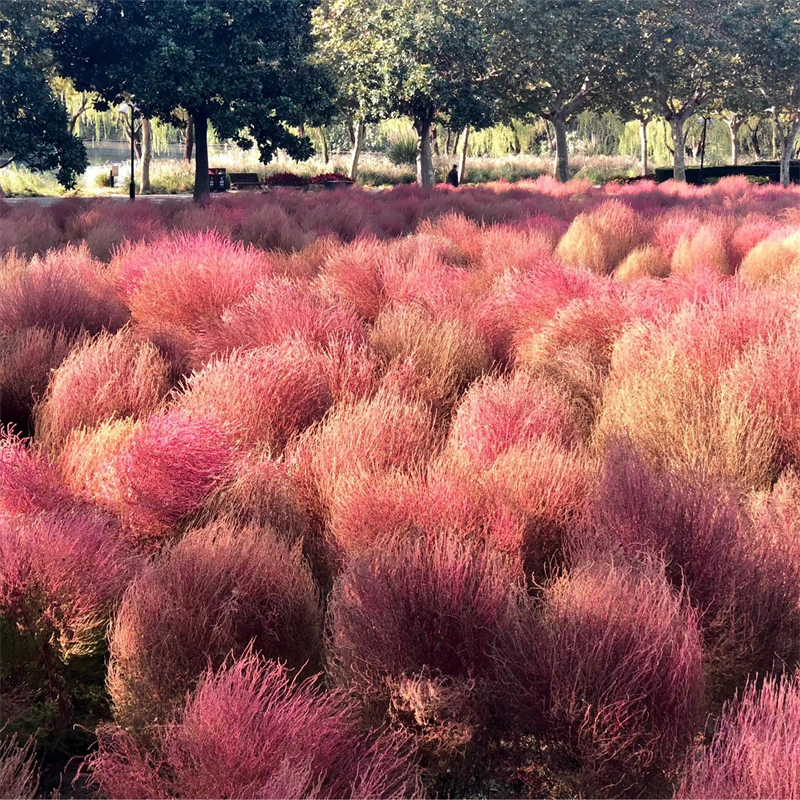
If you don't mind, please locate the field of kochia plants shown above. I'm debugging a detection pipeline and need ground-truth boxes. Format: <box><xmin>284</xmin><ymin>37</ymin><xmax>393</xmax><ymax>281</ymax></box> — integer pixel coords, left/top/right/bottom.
<box><xmin>1</xmin><ymin>176</ymin><xmax>800</xmax><ymax>799</ymax></box>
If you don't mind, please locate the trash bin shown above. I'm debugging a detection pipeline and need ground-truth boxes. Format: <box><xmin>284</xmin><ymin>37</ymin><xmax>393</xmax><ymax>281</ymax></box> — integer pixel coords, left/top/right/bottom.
<box><xmin>208</xmin><ymin>168</ymin><xmax>227</xmax><ymax>193</ymax></box>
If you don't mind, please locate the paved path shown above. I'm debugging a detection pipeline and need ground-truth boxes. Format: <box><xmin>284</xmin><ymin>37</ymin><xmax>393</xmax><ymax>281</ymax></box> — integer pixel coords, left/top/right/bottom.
<box><xmin>2</xmin><ymin>194</ymin><xmax>195</xmax><ymax>206</ymax></box>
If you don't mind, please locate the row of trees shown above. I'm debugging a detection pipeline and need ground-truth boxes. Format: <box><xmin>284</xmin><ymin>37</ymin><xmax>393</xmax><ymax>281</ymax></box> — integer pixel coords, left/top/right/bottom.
<box><xmin>2</xmin><ymin>0</ymin><xmax>799</xmax><ymax>198</ymax></box>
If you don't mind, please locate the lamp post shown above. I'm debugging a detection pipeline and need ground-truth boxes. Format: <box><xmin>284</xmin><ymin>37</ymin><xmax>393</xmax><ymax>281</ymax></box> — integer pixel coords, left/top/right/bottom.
<box><xmin>119</xmin><ymin>102</ymin><xmax>136</xmax><ymax>200</ymax></box>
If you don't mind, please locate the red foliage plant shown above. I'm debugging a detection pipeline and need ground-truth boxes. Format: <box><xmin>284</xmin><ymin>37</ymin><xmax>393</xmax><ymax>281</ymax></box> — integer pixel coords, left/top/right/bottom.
<box><xmin>112</xmin><ymin>231</ymin><xmax>271</xmax><ymax>337</ymax></box>
<box><xmin>290</xmin><ymin>388</ymin><xmax>440</xmax><ymax>524</ymax></box>
<box><xmin>317</xmin><ymin>237</ymin><xmax>390</xmax><ymax>322</ymax></box>
<box><xmin>201</xmin><ymin>450</ymin><xmax>312</xmax><ymax>545</ymax></box>
<box><xmin>722</xmin><ymin>324</ymin><xmax>800</xmax><ymax>471</ymax></box>
<box><xmin>0</xmin><ymin>430</ymin><xmax>74</xmax><ymax>516</ymax></box>
<box><xmin>35</xmin><ymin>329</ymin><xmax>171</xmax><ymax>453</ymax></box>
<box><xmin>175</xmin><ymin>340</ymin><xmax>334</xmax><ymax>452</ymax></box>
<box><xmin>473</xmin><ymin>260</ymin><xmax>608</xmax><ymax>364</ymax></box>
<box><xmin>555</xmin><ymin>200</ymin><xmax>648</xmax><ymax>275</ymax></box>
<box><xmin>323</xmin><ymin>460</ymin><xmax>528</xmax><ymax>567</ymax></box>
<box><xmin>446</xmin><ymin>371</ymin><xmax>585</xmax><ymax>467</ymax></box>
<box><xmin>90</xmin><ymin>651</ymin><xmax>420</xmax><ymax>800</ymax></box>
<box><xmin>0</xmin><ymin>205</ymin><xmax>61</xmax><ymax>257</ymax></box>
<box><xmin>676</xmin><ymin>672</ymin><xmax>800</xmax><ymax>800</ymax></box>
<box><xmin>372</xmin><ymin>303</ymin><xmax>491</xmax><ymax>414</ymax></box>
<box><xmin>671</xmin><ymin>223</ymin><xmax>734</xmax><ymax>277</ymax></box>
<box><xmin>539</xmin><ymin>558</ymin><xmax>704</xmax><ymax>795</ymax></box>
<box><xmin>0</xmin><ymin>327</ymin><xmax>77</xmax><ymax>435</ymax></box>
<box><xmin>583</xmin><ymin>441</ymin><xmax>800</xmax><ymax>693</ymax></box>
<box><xmin>328</xmin><ymin>533</ymin><xmax>530</xmax><ymax>756</ymax></box>
<box><xmin>237</xmin><ymin>202</ymin><xmax>310</xmax><ymax>253</ymax></box>
<box><xmin>0</xmin><ymin>246</ymin><xmax>129</xmax><ymax>337</ymax></box>
<box><xmin>112</xmin><ymin>408</ymin><xmax>239</xmax><ymax>543</ymax></box>
<box><xmin>107</xmin><ymin>519</ymin><xmax>323</xmax><ymax>737</ymax></box>
<box><xmin>482</xmin><ymin>438</ymin><xmax>591</xmax><ymax>583</ymax></box>
<box><xmin>57</xmin><ymin>418</ymin><xmax>141</xmax><ymax>512</ymax></box>
<box><xmin>195</xmin><ymin>276</ymin><xmax>365</xmax><ymax>361</ymax></box>
<box><xmin>0</xmin><ymin>508</ymin><xmax>140</xmax><ymax>659</ymax></box>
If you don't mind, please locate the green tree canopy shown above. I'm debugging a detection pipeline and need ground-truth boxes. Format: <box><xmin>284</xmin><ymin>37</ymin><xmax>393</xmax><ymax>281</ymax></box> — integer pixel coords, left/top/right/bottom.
<box><xmin>0</xmin><ymin>0</ymin><xmax>88</xmax><ymax>191</ymax></box>
<box><xmin>316</xmin><ymin>0</ymin><xmax>492</xmax><ymax>186</ymax></box>
<box><xmin>53</xmin><ymin>0</ymin><xmax>334</xmax><ymax>199</ymax></box>
<box><xmin>494</xmin><ymin>0</ymin><xmax>639</xmax><ymax>181</ymax></box>
<box><xmin>731</xmin><ymin>0</ymin><xmax>800</xmax><ymax>186</ymax></box>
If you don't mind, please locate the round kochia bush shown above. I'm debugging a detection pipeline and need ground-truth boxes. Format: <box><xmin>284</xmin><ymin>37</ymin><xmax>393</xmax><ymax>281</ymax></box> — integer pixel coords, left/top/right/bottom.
<box><xmin>34</xmin><ymin>328</ymin><xmax>171</xmax><ymax>453</ymax></box>
<box><xmin>107</xmin><ymin>519</ymin><xmax>323</xmax><ymax>737</ymax></box>
<box><xmin>328</xmin><ymin>533</ymin><xmax>530</xmax><ymax>757</ymax></box>
<box><xmin>90</xmin><ymin>652</ymin><xmax>420</xmax><ymax>799</ymax></box>
<box><xmin>112</xmin><ymin>408</ymin><xmax>239</xmax><ymax>543</ymax></box>
<box><xmin>537</xmin><ymin>558</ymin><xmax>705</xmax><ymax>796</ymax></box>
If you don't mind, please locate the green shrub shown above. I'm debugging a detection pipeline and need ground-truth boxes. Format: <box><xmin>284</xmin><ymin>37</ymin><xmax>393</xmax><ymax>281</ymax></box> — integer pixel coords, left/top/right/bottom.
<box><xmin>386</xmin><ymin>137</ymin><xmax>418</xmax><ymax>167</ymax></box>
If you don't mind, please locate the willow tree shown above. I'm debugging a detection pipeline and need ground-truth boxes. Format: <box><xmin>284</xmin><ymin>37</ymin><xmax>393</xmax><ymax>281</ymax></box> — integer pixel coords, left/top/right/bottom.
<box><xmin>53</xmin><ymin>0</ymin><xmax>333</xmax><ymax>200</ymax></box>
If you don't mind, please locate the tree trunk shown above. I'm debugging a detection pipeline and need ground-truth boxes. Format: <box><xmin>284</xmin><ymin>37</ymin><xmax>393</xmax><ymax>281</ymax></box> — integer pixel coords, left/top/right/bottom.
<box><xmin>349</xmin><ymin>120</ymin><xmax>366</xmax><ymax>181</ymax></box>
<box><xmin>444</xmin><ymin>128</ymin><xmax>452</xmax><ymax>156</ymax></box>
<box><xmin>69</xmin><ymin>93</ymin><xmax>88</xmax><ymax>135</ymax></box>
<box><xmin>133</xmin><ymin>121</ymin><xmax>142</xmax><ymax>160</ymax></box>
<box><xmin>346</xmin><ymin>119</ymin><xmax>356</xmax><ymax>148</ymax></box>
<box><xmin>193</xmin><ymin>110</ymin><xmax>210</xmax><ymax>202</ymax></box>
<box><xmin>639</xmin><ymin>118</ymin><xmax>649</xmax><ymax>176</ymax></box>
<box><xmin>776</xmin><ymin>116</ymin><xmax>800</xmax><ymax>188</ymax></box>
<box><xmin>321</xmin><ymin>127</ymin><xmax>330</xmax><ymax>165</ymax></box>
<box><xmin>431</xmin><ymin>125</ymin><xmax>440</xmax><ymax>156</ymax></box>
<box><xmin>452</xmin><ymin>130</ymin><xmax>461</xmax><ymax>156</ymax></box>
<box><xmin>458</xmin><ymin>125</ymin><xmax>470</xmax><ymax>184</ymax></box>
<box><xmin>141</xmin><ymin>118</ymin><xmax>152</xmax><ymax>193</ymax></box>
<box><xmin>726</xmin><ymin>117</ymin><xmax>742</xmax><ymax>166</ymax></box>
<box><xmin>414</xmin><ymin>114</ymin><xmax>435</xmax><ymax>187</ymax></box>
<box><xmin>544</xmin><ymin>118</ymin><xmax>554</xmax><ymax>154</ymax></box>
<box><xmin>669</xmin><ymin>116</ymin><xmax>688</xmax><ymax>182</ymax></box>
<box><xmin>184</xmin><ymin>114</ymin><xmax>194</xmax><ymax>161</ymax></box>
<box><xmin>749</xmin><ymin>120</ymin><xmax>762</xmax><ymax>160</ymax></box>
<box><xmin>551</xmin><ymin>115</ymin><xmax>569</xmax><ymax>182</ymax></box>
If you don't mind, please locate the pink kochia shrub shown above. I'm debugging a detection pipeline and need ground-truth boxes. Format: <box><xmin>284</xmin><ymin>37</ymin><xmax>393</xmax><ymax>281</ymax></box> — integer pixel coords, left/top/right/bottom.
<box><xmin>201</xmin><ymin>450</ymin><xmax>312</xmax><ymax>544</ymax></box>
<box><xmin>0</xmin><ymin>327</ymin><xmax>77</xmax><ymax>434</ymax></box>
<box><xmin>0</xmin><ymin>735</ymin><xmax>39</xmax><ymax>800</ymax></box>
<box><xmin>0</xmin><ymin>431</ymin><xmax>74</xmax><ymax>516</ymax></box>
<box><xmin>0</xmin><ymin>245</ymin><xmax>129</xmax><ymax>337</ymax></box>
<box><xmin>0</xmin><ymin>508</ymin><xmax>139</xmax><ymax>659</ymax></box>
<box><xmin>108</xmin><ymin>520</ymin><xmax>322</xmax><ymax>737</ymax></box>
<box><xmin>292</xmin><ymin>388</ymin><xmax>440</xmax><ymax>523</ymax></box>
<box><xmin>35</xmin><ymin>329</ymin><xmax>171</xmax><ymax>452</ymax></box>
<box><xmin>677</xmin><ymin>673</ymin><xmax>800</xmax><ymax>800</ymax></box>
<box><xmin>90</xmin><ymin>652</ymin><xmax>419</xmax><ymax>799</ymax></box>
<box><xmin>195</xmin><ymin>276</ymin><xmax>366</xmax><ymax>361</ymax></box>
<box><xmin>539</xmin><ymin>558</ymin><xmax>705</xmax><ymax>795</ymax></box>
<box><xmin>112</xmin><ymin>231</ymin><xmax>271</xmax><ymax>337</ymax></box>
<box><xmin>585</xmin><ymin>442</ymin><xmax>800</xmax><ymax>690</ymax></box>
<box><xmin>175</xmin><ymin>340</ymin><xmax>334</xmax><ymax>452</ymax></box>
<box><xmin>112</xmin><ymin>409</ymin><xmax>239</xmax><ymax>543</ymax></box>
<box><xmin>328</xmin><ymin>533</ymin><xmax>529</xmax><ymax>758</ymax></box>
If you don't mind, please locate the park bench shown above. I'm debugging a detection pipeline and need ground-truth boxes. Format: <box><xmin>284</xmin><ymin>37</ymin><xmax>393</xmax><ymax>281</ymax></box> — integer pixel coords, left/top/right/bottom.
<box><xmin>228</xmin><ymin>172</ymin><xmax>262</xmax><ymax>191</ymax></box>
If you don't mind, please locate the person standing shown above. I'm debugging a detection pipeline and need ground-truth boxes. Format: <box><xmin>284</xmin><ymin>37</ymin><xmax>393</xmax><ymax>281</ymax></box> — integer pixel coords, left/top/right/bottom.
<box><xmin>446</xmin><ymin>164</ymin><xmax>459</xmax><ymax>186</ymax></box>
